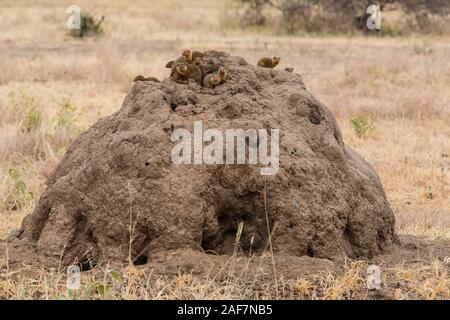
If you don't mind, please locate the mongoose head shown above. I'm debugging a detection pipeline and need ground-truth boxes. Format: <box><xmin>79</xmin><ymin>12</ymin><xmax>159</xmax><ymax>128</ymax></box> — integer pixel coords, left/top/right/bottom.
<box><xmin>272</xmin><ymin>57</ymin><xmax>281</xmax><ymax>67</ymax></box>
<box><xmin>193</xmin><ymin>56</ymin><xmax>202</xmax><ymax>65</ymax></box>
<box><xmin>181</xmin><ymin>49</ymin><xmax>192</xmax><ymax>62</ymax></box>
<box><xmin>210</xmin><ymin>74</ymin><xmax>221</xmax><ymax>84</ymax></box>
<box><xmin>133</xmin><ymin>75</ymin><xmax>146</xmax><ymax>82</ymax></box>
<box><xmin>285</xmin><ymin>67</ymin><xmax>294</xmax><ymax>73</ymax></box>
<box><xmin>218</xmin><ymin>66</ymin><xmax>228</xmax><ymax>81</ymax></box>
<box><xmin>176</xmin><ymin>62</ymin><xmax>189</xmax><ymax>76</ymax></box>
<box><xmin>192</xmin><ymin>51</ymin><xmax>204</xmax><ymax>60</ymax></box>
<box><xmin>165</xmin><ymin>60</ymin><xmax>174</xmax><ymax>68</ymax></box>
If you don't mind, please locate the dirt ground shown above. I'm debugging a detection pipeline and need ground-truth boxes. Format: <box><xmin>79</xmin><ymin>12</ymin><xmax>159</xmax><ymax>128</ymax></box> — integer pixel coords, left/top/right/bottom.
<box><xmin>0</xmin><ymin>0</ymin><xmax>449</xmax><ymax>299</ymax></box>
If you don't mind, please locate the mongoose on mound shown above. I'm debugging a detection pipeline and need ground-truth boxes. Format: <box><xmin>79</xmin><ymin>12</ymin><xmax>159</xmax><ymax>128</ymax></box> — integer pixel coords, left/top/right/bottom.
<box><xmin>170</xmin><ymin>50</ymin><xmax>193</xmax><ymax>84</ymax></box>
<box><xmin>195</xmin><ymin>57</ymin><xmax>215</xmax><ymax>79</ymax></box>
<box><xmin>203</xmin><ymin>73</ymin><xmax>221</xmax><ymax>89</ymax></box>
<box><xmin>133</xmin><ymin>75</ymin><xmax>160</xmax><ymax>82</ymax></box>
<box><xmin>192</xmin><ymin>51</ymin><xmax>204</xmax><ymax>60</ymax></box>
<box><xmin>285</xmin><ymin>67</ymin><xmax>294</xmax><ymax>73</ymax></box>
<box><xmin>165</xmin><ymin>49</ymin><xmax>193</xmax><ymax>69</ymax></box>
<box><xmin>218</xmin><ymin>66</ymin><xmax>228</xmax><ymax>83</ymax></box>
<box><xmin>176</xmin><ymin>60</ymin><xmax>203</xmax><ymax>85</ymax></box>
<box><xmin>181</xmin><ymin>49</ymin><xmax>193</xmax><ymax>62</ymax></box>
<box><xmin>257</xmin><ymin>56</ymin><xmax>281</xmax><ymax>68</ymax></box>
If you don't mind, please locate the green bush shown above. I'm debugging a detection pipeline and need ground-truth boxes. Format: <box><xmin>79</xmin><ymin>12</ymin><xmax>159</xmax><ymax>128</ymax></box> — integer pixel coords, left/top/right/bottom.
<box><xmin>23</xmin><ymin>102</ymin><xmax>41</xmax><ymax>133</ymax></box>
<box><xmin>425</xmin><ymin>191</ymin><xmax>435</xmax><ymax>200</ymax></box>
<box><xmin>350</xmin><ymin>114</ymin><xmax>375</xmax><ymax>138</ymax></box>
<box><xmin>48</xmin><ymin>98</ymin><xmax>81</xmax><ymax>156</ymax></box>
<box><xmin>53</xmin><ymin>98</ymin><xmax>78</xmax><ymax>132</ymax></box>
<box><xmin>10</xmin><ymin>92</ymin><xmax>42</xmax><ymax>133</ymax></box>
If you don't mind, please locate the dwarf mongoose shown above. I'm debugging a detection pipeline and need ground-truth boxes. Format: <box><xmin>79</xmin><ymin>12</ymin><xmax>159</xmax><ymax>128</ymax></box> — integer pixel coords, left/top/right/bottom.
<box><xmin>176</xmin><ymin>61</ymin><xmax>203</xmax><ymax>84</ymax></box>
<box><xmin>170</xmin><ymin>50</ymin><xmax>193</xmax><ymax>84</ymax></box>
<box><xmin>181</xmin><ymin>49</ymin><xmax>193</xmax><ymax>62</ymax></box>
<box><xmin>257</xmin><ymin>56</ymin><xmax>281</xmax><ymax>68</ymax></box>
<box><xmin>192</xmin><ymin>51</ymin><xmax>204</xmax><ymax>60</ymax></box>
<box><xmin>203</xmin><ymin>73</ymin><xmax>221</xmax><ymax>88</ymax></box>
<box><xmin>133</xmin><ymin>75</ymin><xmax>160</xmax><ymax>82</ymax></box>
<box><xmin>218</xmin><ymin>66</ymin><xmax>228</xmax><ymax>83</ymax></box>
<box><xmin>285</xmin><ymin>67</ymin><xmax>294</xmax><ymax>73</ymax></box>
<box><xmin>165</xmin><ymin>61</ymin><xmax>174</xmax><ymax>68</ymax></box>
<box><xmin>168</xmin><ymin>50</ymin><xmax>192</xmax><ymax>67</ymax></box>
<box><xmin>166</xmin><ymin>50</ymin><xmax>197</xmax><ymax>69</ymax></box>
<box><xmin>199</xmin><ymin>58</ymin><xmax>216</xmax><ymax>79</ymax></box>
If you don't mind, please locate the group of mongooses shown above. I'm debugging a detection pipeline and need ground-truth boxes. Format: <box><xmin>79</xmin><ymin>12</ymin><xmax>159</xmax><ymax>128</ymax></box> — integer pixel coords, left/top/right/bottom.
<box><xmin>134</xmin><ymin>51</ymin><xmax>293</xmax><ymax>86</ymax></box>
<box><xmin>133</xmin><ymin>50</ymin><xmax>227</xmax><ymax>88</ymax></box>
<box><xmin>166</xmin><ymin>50</ymin><xmax>228</xmax><ymax>88</ymax></box>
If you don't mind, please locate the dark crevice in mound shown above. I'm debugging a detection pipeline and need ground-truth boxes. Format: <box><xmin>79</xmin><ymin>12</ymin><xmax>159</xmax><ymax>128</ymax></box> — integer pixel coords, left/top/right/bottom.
<box><xmin>306</xmin><ymin>243</ymin><xmax>315</xmax><ymax>257</ymax></box>
<box><xmin>64</xmin><ymin>213</ymin><xmax>100</xmax><ymax>271</ymax></box>
<box><xmin>309</xmin><ymin>105</ymin><xmax>322</xmax><ymax>125</ymax></box>
<box><xmin>201</xmin><ymin>211</ymin><xmax>258</xmax><ymax>255</ymax></box>
<box><xmin>201</xmin><ymin>188</ymin><xmax>270</xmax><ymax>256</ymax></box>
<box><xmin>133</xmin><ymin>255</ymin><xmax>148</xmax><ymax>266</ymax></box>
<box><xmin>343</xmin><ymin>224</ymin><xmax>355</xmax><ymax>258</ymax></box>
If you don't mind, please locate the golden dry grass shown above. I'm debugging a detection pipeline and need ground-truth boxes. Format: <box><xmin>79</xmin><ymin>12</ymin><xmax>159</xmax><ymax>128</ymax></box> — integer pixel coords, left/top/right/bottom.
<box><xmin>1</xmin><ymin>258</ymin><xmax>448</xmax><ymax>300</ymax></box>
<box><xmin>0</xmin><ymin>0</ymin><xmax>449</xmax><ymax>299</ymax></box>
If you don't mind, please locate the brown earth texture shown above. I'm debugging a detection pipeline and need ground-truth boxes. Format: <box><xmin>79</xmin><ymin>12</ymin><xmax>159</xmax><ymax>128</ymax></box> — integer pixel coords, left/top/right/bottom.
<box><xmin>2</xmin><ymin>50</ymin><xmax>408</xmax><ymax>276</ymax></box>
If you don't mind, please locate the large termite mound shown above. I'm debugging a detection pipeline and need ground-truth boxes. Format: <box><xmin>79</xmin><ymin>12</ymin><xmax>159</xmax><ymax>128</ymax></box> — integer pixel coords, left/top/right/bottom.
<box><xmin>5</xmin><ymin>51</ymin><xmax>397</xmax><ymax>269</ymax></box>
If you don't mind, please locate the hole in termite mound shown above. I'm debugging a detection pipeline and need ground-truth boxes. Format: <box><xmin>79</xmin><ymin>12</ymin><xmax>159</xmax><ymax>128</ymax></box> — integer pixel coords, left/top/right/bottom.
<box><xmin>131</xmin><ymin>235</ymin><xmax>152</xmax><ymax>266</ymax></box>
<box><xmin>79</xmin><ymin>258</ymin><xmax>97</xmax><ymax>271</ymax></box>
<box><xmin>201</xmin><ymin>210</ymin><xmax>267</xmax><ymax>256</ymax></box>
<box><xmin>133</xmin><ymin>254</ymin><xmax>148</xmax><ymax>266</ymax></box>
<box><xmin>306</xmin><ymin>243</ymin><xmax>315</xmax><ymax>257</ymax></box>
<box><xmin>67</xmin><ymin>219</ymin><xmax>99</xmax><ymax>272</ymax></box>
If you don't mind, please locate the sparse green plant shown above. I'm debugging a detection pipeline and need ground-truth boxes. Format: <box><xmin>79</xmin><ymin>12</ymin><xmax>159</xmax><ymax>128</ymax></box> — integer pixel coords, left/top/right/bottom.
<box><xmin>63</xmin><ymin>269</ymin><xmax>121</xmax><ymax>300</ymax></box>
<box><xmin>350</xmin><ymin>114</ymin><xmax>375</xmax><ymax>138</ymax></box>
<box><xmin>23</xmin><ymin>102</ymin><xmax>41</xmax><ymax>133</ymax></box>
<box><xmin>425</xmin><ymin>191</ymin><xmax>435</xmax><ymax>200</ymax></box>
<box><xmin>10</xmin><ymin>92</ymin><xmax>42</xmax><ymax>133</ymax></box>
<box><xmin>53</xmin><ymin>98</ymin><xmax>78</xmax><ymax>132</ymax></box>
<box><xmin>5</xmin><ymin>168</ymin><xmax>33</xmax><ymax>211</ymax></box>
<box><xmin>47</xmin><ymin>98</ymin><xmax>81</xmax><ymax>156</ymax></box>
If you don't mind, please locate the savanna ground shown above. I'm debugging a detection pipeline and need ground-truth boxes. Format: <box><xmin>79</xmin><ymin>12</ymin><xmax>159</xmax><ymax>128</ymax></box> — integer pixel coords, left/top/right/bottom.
<box><xmin>0</xmin><ymin>0</ymin><xmax>449</xmax><ymax>299</ymax></box>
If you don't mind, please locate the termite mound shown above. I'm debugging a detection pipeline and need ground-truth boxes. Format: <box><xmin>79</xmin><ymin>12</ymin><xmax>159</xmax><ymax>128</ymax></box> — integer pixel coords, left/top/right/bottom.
<box><xmin>3</xmin><ymin>51</ymin><xmax>397</xmax><ymax>270</ymax></box>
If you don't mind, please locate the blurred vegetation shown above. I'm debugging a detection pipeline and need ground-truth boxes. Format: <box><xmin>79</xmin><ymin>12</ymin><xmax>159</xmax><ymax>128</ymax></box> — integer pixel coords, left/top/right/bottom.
<box><xmin>69</xmin><ymin>12</ymin><xmax>105</xmax><ymax>38</ymax></box>
<box><xmin>7</xmin><ymin>92</ymin><xmax>82</xmax><ymax>161</ymax></box>
<box><xmin>10</xmin><ymin>92</ymin><xmax>42</xmax><ymax>133</ymax></box>
<box><xmin>51</xmin><ymin>98</ymin><xmax>79</xmax><ymax>134</ymax></box>
<box><xmin>237</xmin><ymin>0</ymin><xmax>450</xmax><ymax>35</ymax></box>
<box><xmin>5</xmin><ymin>168</ymin><xmax>34</xmax><ymax>211</ymax></box>
<box><xmin>350</xmin><ymin>114</ymin><xmax>375</xmax><ymax>138</ymax></box>
<box><xmin>48</xmin><ymin>98</ymin><xmax>82</xmax><ymax>156</ymax></box>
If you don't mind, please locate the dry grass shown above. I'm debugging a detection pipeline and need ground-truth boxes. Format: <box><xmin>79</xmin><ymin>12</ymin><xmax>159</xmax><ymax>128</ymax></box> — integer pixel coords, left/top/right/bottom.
<box><xmin>0</xmin><ymin>0</ymin><xmax>449</xmax><ymax>299</ymax></box>
<box><xmin>1</xmin><ymin>259</ymin><xmax>448</xmax><ymax>300</ymax></box>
